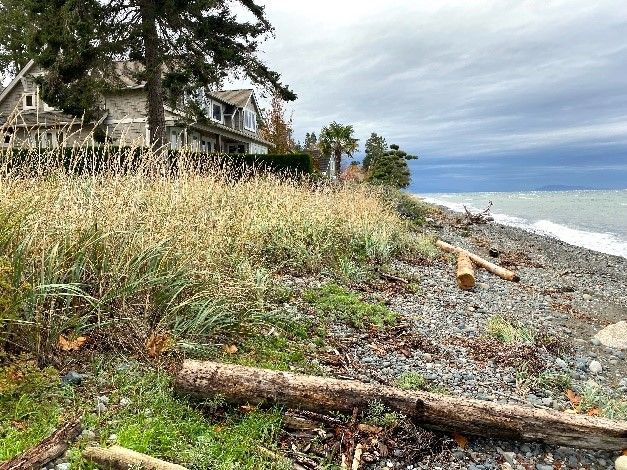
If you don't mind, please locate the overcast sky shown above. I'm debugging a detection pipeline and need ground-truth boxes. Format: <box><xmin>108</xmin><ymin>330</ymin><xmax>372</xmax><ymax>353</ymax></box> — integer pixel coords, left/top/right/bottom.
<box><xmin>255</xmin><ymin>0</ymin><xmax>627</xmax><ymax>191</ymax></box>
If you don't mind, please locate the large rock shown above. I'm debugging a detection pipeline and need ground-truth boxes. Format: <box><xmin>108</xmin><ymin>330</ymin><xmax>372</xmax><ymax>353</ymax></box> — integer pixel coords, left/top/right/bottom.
<box><xmin>594</xmin><ymin>321</ymin><xmax>627</xmax><ymax>350</ymax></box>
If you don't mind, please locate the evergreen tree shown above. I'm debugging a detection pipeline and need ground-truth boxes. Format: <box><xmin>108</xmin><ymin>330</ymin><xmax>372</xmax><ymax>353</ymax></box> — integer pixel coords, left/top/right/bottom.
<box><xmin>362</xmin><ymin>132</ymin><xmax>387</xmax><ymax>170</ymax></box>
<box><xmin>304</xmin><ymin>131</ymin><xmax>318</xmax><ymax>149</ymax></box>
<box><xmin>0</xmin><ymin>0</ymin><xmax>296</xmax><ymax>148</ymax></box>
<box><xmin>367</xmin><ymin>144</ymin><xmax>418</xmax><ymax>189</ymax></box>
<box><xmin>259</xmin><ymin>93</ymin><xmax>295</xmax><ymax>153</ymax></box>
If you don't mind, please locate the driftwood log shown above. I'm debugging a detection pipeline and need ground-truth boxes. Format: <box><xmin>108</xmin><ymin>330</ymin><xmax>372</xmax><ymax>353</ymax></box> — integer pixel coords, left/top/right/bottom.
<box><xmin>0</xmin><ymin>417</ymin><xmax>81</xmax><ymax>470</ymax></box>
<box><xmin>175</xmin><ymin>360</ymin><xmax>627</xmax><ymax>451</ymax></box>
<box><xmin>82</xmin><ymin>445</ymin><xmax>188</xmax><ymax>470</ymax></box>
<box><xmin>456</xmin><ymin>252</ymin><xmax>476</xmax><ymax>290</ymax></box>
<box><xmin>436</xmin><ymin>240</ymin><xmax>520</xmax><ymax>282</ymax></box>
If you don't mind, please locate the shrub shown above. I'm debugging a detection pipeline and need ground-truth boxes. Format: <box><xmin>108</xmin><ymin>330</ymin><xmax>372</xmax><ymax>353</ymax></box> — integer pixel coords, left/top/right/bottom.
<box><xmin>0</xmin><ymin>147</ymin><xmax>314</xmax><ymax>176</ymax></box>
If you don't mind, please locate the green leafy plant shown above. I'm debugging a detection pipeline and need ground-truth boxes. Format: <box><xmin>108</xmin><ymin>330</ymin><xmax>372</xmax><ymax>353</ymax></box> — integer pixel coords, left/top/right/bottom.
<box><xmin>487</xmin><ymin>315</ymin><xmax>535</xmax><ymax>344</ymax></box>
<box><xmin>303</xmin><ymin>283</ymin><xmax>397</xmax><ymax>329</ymax></box>
<box><xmin>395</xmin><ymin>371</ymin><xmax>428</xmax><ymax>391</ymax></box>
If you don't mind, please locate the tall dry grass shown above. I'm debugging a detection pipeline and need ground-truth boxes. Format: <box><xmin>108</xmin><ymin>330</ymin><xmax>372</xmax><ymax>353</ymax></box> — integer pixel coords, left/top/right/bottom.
<box><xmin>0</xmin><ymin>142</ymin><xmax>429</xmax><ymax>362</ymax></box>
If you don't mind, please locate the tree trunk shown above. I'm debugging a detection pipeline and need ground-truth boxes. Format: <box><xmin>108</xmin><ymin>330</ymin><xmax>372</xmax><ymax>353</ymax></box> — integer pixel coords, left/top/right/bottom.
<box><xmin>436</xmin><ymin>240</ymin><xmax>520</xmax><ymax>282</ymax></box>
<box><xmin>139</xmin><ymin>0</ymin><xmax>166</xmax><ymax>150</ymax></box>
<box><xmin>456</xmin><ymin>252</ymin><xmax>475</xmax><ymax>290</ymax></box>
<box><xmin>0</xmin><ymin>418</ymin><xmax>81</xmax><ymax>470</ymax></box>
<box><xmin>175</xmin><ymin>360</ymin><xmax>627</xmax><ymax>451</ymax></box>
<box><xmin>334</xmin><ymin>148</ymin><xmax>342</xmax><ymax>178</ymax></box>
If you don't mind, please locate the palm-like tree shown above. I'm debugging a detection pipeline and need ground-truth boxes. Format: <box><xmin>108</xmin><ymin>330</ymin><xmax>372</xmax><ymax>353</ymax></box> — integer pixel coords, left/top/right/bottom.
<box><xmin>319</xmin><ymin>122</ymin><xmax>359</xmax><ymax>178</ymax></box>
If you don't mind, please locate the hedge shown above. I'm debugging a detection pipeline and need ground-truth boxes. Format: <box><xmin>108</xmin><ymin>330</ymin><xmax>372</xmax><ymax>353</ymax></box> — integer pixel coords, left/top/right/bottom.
<box><xmin>0</xmin><ymin>147</ymin><xmax>314</xmax><ymax>176</ymax></box>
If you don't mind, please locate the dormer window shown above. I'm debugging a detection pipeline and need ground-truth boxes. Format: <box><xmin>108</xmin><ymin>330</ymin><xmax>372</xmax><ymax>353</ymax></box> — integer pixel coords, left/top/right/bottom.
<box><xmin>212</xmin><ymin>103</ymin><xmax>223</xmax><ymax>123</ymax></box>
<box><xmin>23</xmin><ymin>93</ymin><xmax>36</xmax><ymax>110</ymax></box>
<box><xmin>244</xmin><ymin>109</ymin><xmax>257</xmax><ymax>132</ymax></box>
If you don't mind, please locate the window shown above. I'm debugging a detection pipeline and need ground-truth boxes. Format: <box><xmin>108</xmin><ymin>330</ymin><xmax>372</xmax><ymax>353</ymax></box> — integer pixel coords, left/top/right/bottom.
<box><xmin>212</xmin><ymin>103</ymin><xmax>223</xmax><ymax>122</ymax></box>
<box><xmin>170</xmin><ymin>129</ymin><xmax>179</xmax><ymax>149</ymax></box>
<box><xmin>244</xmin><ymin>110</ymin><xmax>257</xmax><ymax>131</ymax></box>
<box><xmin>23</xmin><ymin>94</ymin><xmax>36</xmax><ymax>110</ymax></box>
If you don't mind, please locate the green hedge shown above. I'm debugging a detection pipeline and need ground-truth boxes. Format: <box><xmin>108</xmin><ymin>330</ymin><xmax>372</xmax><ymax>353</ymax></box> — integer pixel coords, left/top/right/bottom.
<box><xmin>0</xmin><ymin>147</ymin><xmax>314</xmax><ymax>176</ymax></box>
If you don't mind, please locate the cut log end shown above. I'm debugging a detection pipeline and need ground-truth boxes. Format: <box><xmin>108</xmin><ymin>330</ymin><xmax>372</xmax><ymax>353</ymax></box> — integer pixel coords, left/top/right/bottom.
<box><xmin>456</xmin><ymin>252</ymin><xmax>476</xmax><ymax>290</ymax></box>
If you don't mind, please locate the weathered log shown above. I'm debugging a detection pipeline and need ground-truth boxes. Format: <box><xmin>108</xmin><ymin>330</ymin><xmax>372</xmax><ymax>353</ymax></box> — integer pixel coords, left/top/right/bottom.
<box><xmin>436</xmin><ymin>240</ymin><xmax>520</xmax><ymax>282</ymax></box>
<box><xmin>175</xmin><ymin>360</ymin><xmax>627</xmax><ymax>451</ymax></box>
<box><xmin>456</xmin><ymin>252</ymin><xmax>476</xmax><ymax>290</ymax></box>
<box><xmin>82</xmin><ymin>445</ymin><xmax>187</xmax><ymax>470</ymax></box>
<box><xmin>0</xmin><ymin>417</ymin><xmax>81</xmax><ymax>470</ymax></box>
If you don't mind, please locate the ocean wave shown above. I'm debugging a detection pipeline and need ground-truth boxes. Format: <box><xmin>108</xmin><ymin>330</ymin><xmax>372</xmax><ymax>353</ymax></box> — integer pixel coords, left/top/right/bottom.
<box><xmin>528</xmin><ymin>220</ymin><xmax>627</xmax><ymax>258</ymax></box>
<box><xmin>418</xmin><ymin>194</ymin><xmax>627</xmax><ymax>258</ymax></box>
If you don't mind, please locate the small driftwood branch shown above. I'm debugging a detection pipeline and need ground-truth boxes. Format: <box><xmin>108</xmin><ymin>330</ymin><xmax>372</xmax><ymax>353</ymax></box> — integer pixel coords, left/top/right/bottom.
<box><xmin>463</xmin><ymin>201</ymin><xmax>493</xmax><ymax>224</ymax></box>
<box><xmin>456</xmin><ymin>252</ymin><xmax>475</xmax><ymax>290</ymax></box>
<box><xmin>82</xmin><ymin>445</ymin><xmax>188</xmax><ymax>470</ymax></box>
<box><xmin>0</xmin><ymin>417</ymin><xmax>81</xmax><ymax>470</ymax></box>
<box><xmin>175</xmin><ymin>360</ymin><xmax>627</xmax><ymax>451</ymax></box>
<box><xmin>436</xmin><ymin>240</ymin><xmax>520</xmax><ymax>282</ymax></box>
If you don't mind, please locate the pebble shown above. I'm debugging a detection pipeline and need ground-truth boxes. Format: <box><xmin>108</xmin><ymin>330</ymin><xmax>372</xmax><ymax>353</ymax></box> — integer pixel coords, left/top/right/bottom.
<box><xmin>107</xmin><ymin>433</ymin><xmax>117</xmax><ymax>442</ymax></box>
<box><xmin>95</xmin><ymin>402</ymin><xmax>107</xmax><ymax>413</ymax></box>
<box><xmin>120</xmin><ymin>397</ymin><xmax>131</xmax><ymax>407</ymax></box>
<box><xmin>588</xmin><ymin>360</ymin><xmax>602</xmax><ymax>374</ymax></box>
<box><xmin>590</xmin><ymin>338</ymin><xmax>601</xmax><ymax>346</ymax></box>
<box><xmin>535</xmin><ymin>465</ymin><xmax>554</xmax><ymax>470</ymax></box>
<box><xmin>55</xmin><ymin>464</ymin><xmax>71</xmax><ymax>470</ymax></box>
<box><xmin>555</xmin><ymin>358</ymin><xmax>568</xmax><ymax>369</ymax></box>
<box><xmin>582</xmin><ymin>294</ymin><xmax>592</xmax><ymax>301</ymax></box>
<box><xmin>616</xmin><ymin>456</ymin><xmax>627</xmax><ymax>470</ymax></box>
<box><xmin>97</xmin><ymin>395</ymin><xmax>109</xmax><ymax>405</ymax></box>
<box><xmin>61</xmin><ymin>371</ymin><xmax>84</xmax><ymax>386</ymax></box>
<box><xmin>81</xmin><ymin>429</ymin><xmax>96</xmax><ymax>440</ymax></box>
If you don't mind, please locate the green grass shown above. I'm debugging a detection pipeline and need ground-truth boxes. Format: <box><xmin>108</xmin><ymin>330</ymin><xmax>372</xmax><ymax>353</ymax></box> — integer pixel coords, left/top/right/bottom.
<box><xmin>0</xmin><ymin>358</ymin><xmax>289</xmax><ymax>469</ymax></box>
<box><xmin>303</xmin><ymin>283</ymin><xmax>397</xmax><ymax>330</ymax></box>
<box><xmin>515</xmin><ymin>368</ymin><xmax>572</xmax><ymax>395</ymax></box>
<box><xmin>487</xmin><ymin>315</ymin><xmax>535</xmax><ymax>344</ymax></box>
<box><xmin>363</xmin><ymin>400</ymin><xmax>400</xmax><ymax>428</ymax></box>
<box><xmin>0</xmin><ymin>360</ymin><xmax>64</xmax><ymax>461</ymax></box>
<box><xmin>395</xmin><ymin>371</ymin><xmax>428</xmax><ymax>391</ymax></box>
<box><xmin>578</xmin><ymin>383</ymin><xmax>627</xmax><ymax>420</ymax></box>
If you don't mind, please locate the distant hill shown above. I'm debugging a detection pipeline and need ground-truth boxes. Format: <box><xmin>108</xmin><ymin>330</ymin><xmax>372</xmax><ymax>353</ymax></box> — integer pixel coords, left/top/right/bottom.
<box><xmin>534</xmin><ymin>184</ymin><xmax>595</xmax><ymax>191</ymax></box>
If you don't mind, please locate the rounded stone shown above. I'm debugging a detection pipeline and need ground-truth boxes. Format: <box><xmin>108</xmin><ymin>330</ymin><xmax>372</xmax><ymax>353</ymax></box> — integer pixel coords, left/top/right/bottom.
<box><xmin>616</xmin><ymin>455</ymin><xmax>627</xmax><ymax>470</ymax></box>
<box><xmin>589</xmin><ymin>360</ymin><xmax>602</xmax><ymax>374</ymax></box>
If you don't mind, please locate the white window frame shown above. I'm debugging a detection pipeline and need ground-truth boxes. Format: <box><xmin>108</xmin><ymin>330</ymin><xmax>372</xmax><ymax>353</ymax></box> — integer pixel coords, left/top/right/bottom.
<box><xmin>244</xmin><ymin>109</ymin><xmax>257</xmax><ymax>132</ymax></box>
<box><xmin>212</xmin><ymin>102</ymin><xmax>224</xmax><ymax>123</ymax></box>
<box><xmin>23</xmin><ymin>93</ymin><xmax>36</xmax><ymax>110</ymax></box>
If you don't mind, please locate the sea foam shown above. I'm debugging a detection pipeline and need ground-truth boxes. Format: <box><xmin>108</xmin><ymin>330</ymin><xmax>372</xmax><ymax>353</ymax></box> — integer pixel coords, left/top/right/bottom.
<box><xmin>421</xmin><ymin>195</ymin><xmax>627</xmax><ymax>258</ymax></box>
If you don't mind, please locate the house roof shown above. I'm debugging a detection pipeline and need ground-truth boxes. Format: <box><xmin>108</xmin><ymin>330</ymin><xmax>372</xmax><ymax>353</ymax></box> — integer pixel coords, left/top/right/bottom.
<box><xmin>213</xmin><ymin>89</ymin><xmax>253</xmax><ymax>108</ymax></box>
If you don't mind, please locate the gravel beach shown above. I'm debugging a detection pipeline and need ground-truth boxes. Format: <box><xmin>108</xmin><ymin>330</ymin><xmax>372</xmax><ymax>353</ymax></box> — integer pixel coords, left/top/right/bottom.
<box><xmin>314</xmin><ymin>207</ymin><xmax>627</xmax><ymax>470</ymax></box>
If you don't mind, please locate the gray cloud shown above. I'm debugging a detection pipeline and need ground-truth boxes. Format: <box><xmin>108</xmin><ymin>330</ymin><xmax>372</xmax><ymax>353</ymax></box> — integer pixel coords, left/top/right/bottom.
<box><xmin>256</xmin><ymin>0</ymin><xmax>627</xmax><ymax>157</ymax></box>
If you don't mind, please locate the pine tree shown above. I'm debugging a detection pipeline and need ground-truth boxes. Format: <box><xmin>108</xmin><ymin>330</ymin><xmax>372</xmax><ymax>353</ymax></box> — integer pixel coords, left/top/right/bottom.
<box><xmin>0</xmin><ymin>0</ymin><xmax>296</xmax><ymax>148</ymax></box>
<box><xmin>367</xmin><ymin>144</ymin><xmax>418</xmax><ymax>188</ymax></box>
<box><xmin>304</xmin><ymin>132</ymin><xmax>318</xmax><ymax>149</ymax></box>
<box><xmin>362</xmin><ymin>133</ymin><xmax>387</xmax><ymax>170</ymax></box>
<box><xmin>259</xmin><ymin>93</ymin><xmax>295</xmax><ymax>153</ymax></box>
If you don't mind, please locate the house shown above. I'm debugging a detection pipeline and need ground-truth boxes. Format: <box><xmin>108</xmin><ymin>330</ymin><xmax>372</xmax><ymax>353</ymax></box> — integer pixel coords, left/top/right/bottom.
<box><xmin>0</xmin><ymin>60</ymin><xmax>270</xmax><ymax>153</ymax></box>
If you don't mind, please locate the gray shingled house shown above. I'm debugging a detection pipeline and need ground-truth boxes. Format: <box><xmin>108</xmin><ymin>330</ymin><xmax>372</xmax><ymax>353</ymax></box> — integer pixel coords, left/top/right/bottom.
<box><xmin>0</xmin><ymin>60</ymin><xmax>270</xmax><ymax>153</ymax></box>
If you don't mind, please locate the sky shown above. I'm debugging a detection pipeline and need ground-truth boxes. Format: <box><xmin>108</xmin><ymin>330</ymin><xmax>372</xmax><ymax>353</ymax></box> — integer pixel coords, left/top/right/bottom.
<box><xmin>252</xmin><ymin>0</ymin><xmax>627</xmax><ymax>192</ymax></box>
<box><xmin>3</xmin><ymin>1</ymin><xmax>626</xmax><ymax>192</ymax></box>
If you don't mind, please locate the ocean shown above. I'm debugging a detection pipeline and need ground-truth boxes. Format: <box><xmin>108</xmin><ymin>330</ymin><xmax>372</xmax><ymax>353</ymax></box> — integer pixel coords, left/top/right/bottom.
<box><xmin>418</xmin><ymin>190</ymin><xmax>627</xmax><ymax>259</ymax></box>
